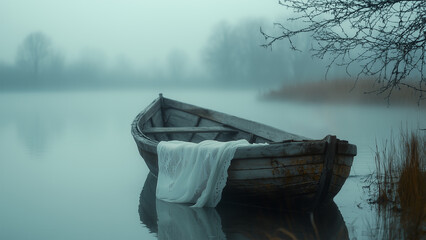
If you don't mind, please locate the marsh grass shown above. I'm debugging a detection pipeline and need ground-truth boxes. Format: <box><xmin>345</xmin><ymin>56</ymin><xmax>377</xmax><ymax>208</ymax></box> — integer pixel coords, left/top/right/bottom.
<box><xmin>267</xmin><ymin>78</ymin><xmax>424</xmax><ymax>106</ymax></box>
<box><xmin>367</xmin><ymin>129</ymin><xmax>425</xmax><ymax>239</ymax></box>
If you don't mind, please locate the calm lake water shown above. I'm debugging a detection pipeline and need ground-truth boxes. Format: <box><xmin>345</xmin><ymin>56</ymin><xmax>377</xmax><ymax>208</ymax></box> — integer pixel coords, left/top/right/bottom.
<box><xmin>0</xmin><ymin>89</ymin><xmax>424</xmax><ymax>239</ymax></box>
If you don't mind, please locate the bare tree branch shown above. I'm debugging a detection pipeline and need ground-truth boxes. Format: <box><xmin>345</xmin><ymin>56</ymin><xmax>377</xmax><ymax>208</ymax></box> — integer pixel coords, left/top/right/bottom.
<box><xmin>262</xmin><ymin>0</ymin><xmax>426</xmax><ymax>102</ymax></box>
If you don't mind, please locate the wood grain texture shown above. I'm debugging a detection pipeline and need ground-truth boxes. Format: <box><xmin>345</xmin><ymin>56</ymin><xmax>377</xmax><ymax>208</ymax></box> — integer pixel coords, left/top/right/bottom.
<box><xmin>228</xmin><ymin>163</ymin><xmax>323</xmax><ymax>180</ymax></box>
<box><xmin>229</xmin><ymin>155</ymin><xmax>323</xmax><ymax>170</ymax></box>
<box><xmin>335</xmin><ymin>155</ymin><xmax>354</xmax><ymax>167</ymax></box>
<box><xmin>150</xmin><ymin>110</ymin><xmax>168</xmax><ymax>141</ymax></box>
<box><xmin>136</xmin><ymin>97</ymin><xmax>162</xmax><ymax>132</ymax></box>
<box><xmin>162</xmin><ymin>97</ymin><xmax>306</xmax><ymax>142</ymax></box>
<box><xmin>234</xmin><ymin>142</ymin><xmax>326</xmax><ymax>158</ymax></box>
<box><xmin>144</xmin><ymin>126</ymin><xmax>238</xmax><ymax>134</ymax></box>
<box><xmin>227</xmin><ymin>175</ymin><xmax>321</xmax><ymax>189</ymax></box>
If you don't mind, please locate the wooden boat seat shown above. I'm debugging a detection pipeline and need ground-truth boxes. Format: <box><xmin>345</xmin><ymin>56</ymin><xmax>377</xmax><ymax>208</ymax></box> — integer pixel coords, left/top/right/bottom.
<box><xmin>143</xmin><ymin>126</ymin><xmax>239</xmax><ymax>134</ymax></box>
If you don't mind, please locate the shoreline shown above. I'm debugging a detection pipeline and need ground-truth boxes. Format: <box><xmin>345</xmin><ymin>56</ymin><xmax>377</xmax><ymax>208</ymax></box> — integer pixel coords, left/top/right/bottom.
<box><xmin>265</xmin><ymin>79</ymin><xmax>425</xmax><ymax>108</ymax></box>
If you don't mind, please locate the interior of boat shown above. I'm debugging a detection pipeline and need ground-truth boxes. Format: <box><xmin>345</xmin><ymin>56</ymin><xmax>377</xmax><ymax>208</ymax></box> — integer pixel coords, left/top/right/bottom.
<box><xmin>137</xmin><ymin>96</ymin><xmax>305</xmax><ymax>144</ymax></box>
<box><xmin>141</xmin><ymin>105</ymin><xmax>273</xmax><ymax>144</ymax></box>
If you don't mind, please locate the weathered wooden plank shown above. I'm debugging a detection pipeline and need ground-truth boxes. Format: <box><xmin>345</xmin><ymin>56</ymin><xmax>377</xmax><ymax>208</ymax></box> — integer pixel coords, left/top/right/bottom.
<box><xmin>332</xmin><ymin>164</ymin><xmax>352</xmax><ymax>178</ymax></box>
<box><xmin>227</xmin><ymin>174</ymin><xmax>321</xmax><ymax>188</ymax></box>
<box><xmin>227</xmin><ymin>171</ymin><xmax>346</xmax><ymax>193</ymax></box>
<box><xmin>234</xmin><ymin>142</ymin><xmax>326</xmax><ymax>159</ymax></box>
<box><xmin>197</xmin><ymin>118</ymin><xmax>223</xmax><ymax>141</ymax></box>
<box><xmin>143</xmin><ymin>126</ymin><xmax>238</xmax><ymax>134</ymax></box>
<box><xmin>150</xmin><ymin>111</ymin><xmax>168</xmax><ymax>141</ymax></box>
<box><xmin>331</xmin><ymin>174</ymin><xmax>350</xmax><ymax>186</ymax></box>
<box><xmin>229</xmin><ymin>155</ymin><xmax>323</xmax><ymax>170</ymax></box>
<box><xmin>228</xmin><ymin>181</ymin><xmax>318</xmax><ymax>194</ymax></box>
<box><xmin>162</xmin><ymin>97</ymin><xmax>307</xmax><ymax>142</ymax></box>
<box><xmin>195</xmin><ymin>117</ymin><xmax>254</xmax><ymax>142</ymax></box>
<box><xmin>151</xmin><ymin>110</ymin><xmax>164</xmax><ymax>127</ymax></box>
<box><xmin>227</xmin><ymin>182</ymin><xmax>319</xmax><ymax>196</ymax></box>
<box><xmin>228</xmin><ymin>163</ymin><xmax>323</xmax><ymax>180</ymax></box>
<box><xmin>138</xmin><ymin>148</ymin><xmax>159</xmax><ymax>175</ymax></box>
<box><xmin>163</xmin><ymin>108</ymin><xmax>199</xmax><ymax>127</ymax></box>
<box><xmin>227</xmin><ymin>180</ymin><xmax>318</xmax><ymax>190</ymax></box>
<box><xmin>335</xmin><ymin>155</ymin><xmax>354</xmax><ymax>166</ymax></box>
<box><xmin>327</xmin><ymin>174</ymin><xmax>349</xmax><ymax>197</ymax></box>
<box><xmin>134</xmin><ymin>139</ymin><xmax>157</xmax><ymax>156</ymax></box>
<box><xmin>337</xmin><ymin>142</ymin><xmax>357</xmax><ymax>156</ymax></box>
<box><xmin>136</xmin><ymin>97</ymin><xmax>162</xmax><ymax>131</ymax></box>
<box><xmin>188</xmin><ymin>117</ymin><xmax>201</xmax><ymax>142</ymax></box>
<box><xmin>143</xmin><ymin>120</ymin><xmax>158</xmax><ymax>141</ymax></box>
<box><xmin>162</xmin><ymin>108</ymin><xmax>200</xmax><ymax>141</ymax></box>
<box><xmin>254</xmin><ymin>136</ymin><xmax>271</xmax><ymax>144</ymax></box>
<box><xmin>330</xmin><ymin>180</ymin><xmax>345</xmax><ymax>190</ymax></box>
<box><xmin>330</xmin><ymin>183</ymin><xmax>345</xmax><ymax>192</ymax></box>
<box><xmin>143</xmin><ymin>119</ymin><xmax>153</xmax><ymax>128</ymax></box>
<box><xmin>190</xmin><ymin>134</ymin><xmax>207</xmax><ymax>143</ymax></box>
<box><xmin>328</xmin><ymin>183</ymin><xmax>345</xmax><ymax>195</ymax></box>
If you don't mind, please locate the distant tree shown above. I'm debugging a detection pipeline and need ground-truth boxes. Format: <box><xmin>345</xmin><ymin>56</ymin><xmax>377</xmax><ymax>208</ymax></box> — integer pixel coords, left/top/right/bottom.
<box><xmin>68</xmin><ymin>48</ymin><xmax>107</xmax><ymax>83</ymax></box>
<box><xmin>262</xmin><ymin>0</ymin><xmax>425</xmax><ymax>100</ymax></box>
<box><xmin>204</xmin><ymin>22</ymin><xmax>239</xmax><ymax>83</ymax></box>
<box><xmin>204</xmin><ymin>20</ymin><xmax>304</xmax><ymax>87</ymax></box>
<box><xmin>16</xmin><ymin>32</ymin><xmax>52</xmax><ymax>77</ymax></box>
<box><xmin>167</xmin><ymin>49</ymin><xmax>188</xmax><ymax>82</ymax></box>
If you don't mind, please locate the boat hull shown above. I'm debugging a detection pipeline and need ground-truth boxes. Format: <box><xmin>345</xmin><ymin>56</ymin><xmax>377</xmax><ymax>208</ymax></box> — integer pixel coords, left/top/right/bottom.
<box><xmin>131</xmin><ymin>95</ymin><xmax>356</xmax><ymax>210</ymax></box>
<box><xmin>133</xmin><ymin>134</ymin><xmax>355</xmax><ymax>210</ymax></box>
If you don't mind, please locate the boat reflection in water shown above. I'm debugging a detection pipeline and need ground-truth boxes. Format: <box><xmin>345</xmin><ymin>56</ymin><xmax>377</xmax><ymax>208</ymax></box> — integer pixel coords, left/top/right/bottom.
<box><xmin>139</xmin><ymin>173</ymin><xmax>349</xmax><ymax>240</ymax></box>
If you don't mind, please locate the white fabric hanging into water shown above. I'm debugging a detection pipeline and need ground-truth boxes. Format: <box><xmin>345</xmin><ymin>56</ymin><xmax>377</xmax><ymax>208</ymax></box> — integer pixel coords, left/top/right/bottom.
<box><xmin>156</xmin><ymin>139</ymin><xmax>250</xmax><ymax>207</ymax></box>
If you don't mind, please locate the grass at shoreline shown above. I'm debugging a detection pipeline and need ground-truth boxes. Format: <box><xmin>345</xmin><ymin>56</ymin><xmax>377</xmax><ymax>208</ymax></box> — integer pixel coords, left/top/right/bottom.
<box><xmin>365</xmin><ymin>129</ymin><xmax>425</xmax><ymax>239</ymax></box>
<box><xmin>266</xmin><ymin>79</ymin><xmax>424</xmax><ymax>107</ymax></box>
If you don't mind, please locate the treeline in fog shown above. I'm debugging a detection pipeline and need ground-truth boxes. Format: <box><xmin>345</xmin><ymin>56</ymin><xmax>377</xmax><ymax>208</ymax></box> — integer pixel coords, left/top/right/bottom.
<box><xmin>203</xmin><ymin>19</ymin><xmax>341</xmax><ymax>87</ymax></box>
<box><xmin>0</xmin><ymin>32</ymin><xmax>147</xmax><ymax>90</ymax></box>
<box><xmin>0</xmin><ymin>18</ymin><xmax>340</xmax><ymax>90</ymax></box>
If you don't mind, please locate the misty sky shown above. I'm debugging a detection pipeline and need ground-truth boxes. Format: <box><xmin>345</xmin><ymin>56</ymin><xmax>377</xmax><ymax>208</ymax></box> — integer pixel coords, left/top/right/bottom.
<box><xmin>0</xmin><ymin>0</ymin><xmax>287</xmax><ymax>68</ymax></box>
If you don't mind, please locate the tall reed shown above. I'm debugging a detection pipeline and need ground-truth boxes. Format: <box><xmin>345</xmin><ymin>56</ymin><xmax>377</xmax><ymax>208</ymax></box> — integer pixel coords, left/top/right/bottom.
<box><xmin>371</xmin><ymin>129</ymin><xmax>425</xmax><ymax>239</ymax></box>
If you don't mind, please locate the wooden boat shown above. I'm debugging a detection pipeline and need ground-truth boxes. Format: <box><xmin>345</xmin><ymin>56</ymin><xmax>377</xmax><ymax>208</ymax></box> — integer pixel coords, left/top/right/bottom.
<box><xmin>131</xmin><ymin>94</ymin><xmax>357</xmax><ymax>210</ymax></box>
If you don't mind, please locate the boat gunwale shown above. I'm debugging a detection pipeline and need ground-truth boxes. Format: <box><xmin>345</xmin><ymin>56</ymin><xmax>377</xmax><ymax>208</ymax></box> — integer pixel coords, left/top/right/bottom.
<box><xmin>131</xmin><ymin>95</ymin><xmax>357</xmax><ymax>158</ymax></box>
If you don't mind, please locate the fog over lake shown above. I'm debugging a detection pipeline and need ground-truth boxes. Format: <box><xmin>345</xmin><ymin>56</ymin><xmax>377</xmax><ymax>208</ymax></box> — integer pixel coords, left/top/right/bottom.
<box><xmin>0</xmin><ymin>89</ymin><xmax>424</xmax><ymax>239</ymax></box>
<box><xmin>1</xmin><ymin>1</ymin><xmax>352</xmax><ymax>92</ymax></box>
<box><xmin>1</xmin><ymin>1</ymin><xmax>425</xmax><ymax>239</ymax></box>
<box><xmin>0</xmin><ymin>1</ymin><xmax>287</xmax><ymax>66</ymax></box>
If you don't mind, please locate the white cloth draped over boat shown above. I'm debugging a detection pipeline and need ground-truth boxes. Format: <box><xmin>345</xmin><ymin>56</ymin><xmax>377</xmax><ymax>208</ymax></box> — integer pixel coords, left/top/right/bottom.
<box><xmin>156</xmin><ymin>139</ymin><xmax>250</xmax><ymax>207</ymax></box>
